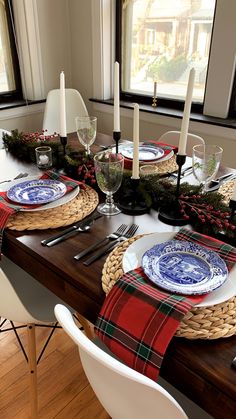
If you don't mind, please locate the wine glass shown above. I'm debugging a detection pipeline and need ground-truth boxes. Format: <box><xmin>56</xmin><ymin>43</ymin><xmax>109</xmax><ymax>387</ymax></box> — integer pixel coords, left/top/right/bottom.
<box><xmin>75</xmin><ymin>116</ymin><xmax>97</xmax><ymax>155</ymax></box>
<box><xmin>192</xmin><ymin>144</ymin><xmax>223</xmax><ymax>191</ymax></box>
<box><xmin>94</xmin><ymin>150</ymin><xmax>124</xmax><ymax>215</ymax></box>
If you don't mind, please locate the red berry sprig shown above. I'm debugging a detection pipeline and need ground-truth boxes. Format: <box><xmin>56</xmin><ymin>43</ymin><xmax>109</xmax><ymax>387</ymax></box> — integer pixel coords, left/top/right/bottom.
<box><xmin>77</xmin><ymin>161</ymin><xmax>96</xmax><ymax>186</ymax></box>
<box><xmin>21</xmin><ymin>130</ymin><xmax>58</xmax><ymax>143</ymax></box>
<box><xmin>179</xmin><ymin>194</ymin><xmax>236</xmax><ymax>231</ymax></box>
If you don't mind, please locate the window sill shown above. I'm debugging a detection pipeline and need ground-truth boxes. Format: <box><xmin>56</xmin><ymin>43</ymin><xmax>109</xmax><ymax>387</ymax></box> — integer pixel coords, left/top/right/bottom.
<box><xmin>0</xmin><ymin>99</ymin><xmax>45</xmax><ymax>111</ymax></box>
<box><xmin>90</xmin><ymin>98</ymin><xmax>236</xmax><ymax>130</ymax></box>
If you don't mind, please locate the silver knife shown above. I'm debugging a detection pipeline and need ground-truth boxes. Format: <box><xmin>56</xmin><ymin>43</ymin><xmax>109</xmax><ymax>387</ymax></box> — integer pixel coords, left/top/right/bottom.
<box><xmin>41</xmin><ymin>212</ymin><xmax>102</xmax><ymax>246</ymax></box>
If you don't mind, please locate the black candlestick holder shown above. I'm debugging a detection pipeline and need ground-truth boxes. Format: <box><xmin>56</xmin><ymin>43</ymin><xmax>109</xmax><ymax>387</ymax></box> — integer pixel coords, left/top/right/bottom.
<box><xmin>60</xmin><ymin>136</ymin><xmax>67</xmax><ymax>155</ymax></box>
<box><xmin>118</xmin><ymin>178</ymin><xmax>151</xmax><ymax>215</ymax></box>
<box><xmin>158</xmin><ymin>153</ymin><xmax>189</xmax><ymax>226</ymax></box>
<box><xmin>113</xmin><ymin>131</ymin><xmax>121</xmax><ymax>153</ymax></box>
<box><xmin>229</xmin><ymin>199</ymin><xmax>236</xmax><ymax>219</ymax></box>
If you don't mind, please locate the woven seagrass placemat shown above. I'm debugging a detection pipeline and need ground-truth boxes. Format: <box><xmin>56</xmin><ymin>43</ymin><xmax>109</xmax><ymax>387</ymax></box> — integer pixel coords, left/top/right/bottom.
<box><xmin>101</xmin><ymin>234</ymin><xmax>236</xmax><ymax>340</ymax></box>
<box><xmin>152</xmin><ymin>153</ymin><xmax>178</xmax><ymax>174</ymax></box>
<box><xmin>218</xmin><ymin>179</ymin><xmax>236</xmax><ymax>204</ymax></box>
<box><xmin>6</xmin><ymin>185</ymin><xmax>99</xmax><ymax>230</ymax></box>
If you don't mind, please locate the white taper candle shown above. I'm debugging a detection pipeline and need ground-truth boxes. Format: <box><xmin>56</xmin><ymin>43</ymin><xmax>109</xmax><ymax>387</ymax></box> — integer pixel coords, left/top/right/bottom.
<box><xmin>60</xmin><ymin>71</ymin><xmax>67</xmax><ymax>137</ymax></box>
<box><xmin>154</xmin><ymin>81</ymin><xmax>157</xmax><ymax>97</ymax></box>
<box><xmin>114</xmin><ymin>61</ymin><xmax>120</xmax><ymax>132</ymax></box>
<box><xmin>132</xmin><ymin>103</ymin><xmax>140</xmax><ymax>179</ymax></box>
<box><xmin>178</xmin><ymin>68</ymin><xmax>195</xmax><ymax>155</ymax></box>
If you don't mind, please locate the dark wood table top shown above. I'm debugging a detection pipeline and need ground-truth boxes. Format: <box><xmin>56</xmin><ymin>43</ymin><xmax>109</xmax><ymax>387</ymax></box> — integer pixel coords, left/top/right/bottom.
<box><xmin>1</xmin><ymin>133</ymin><xmax>236</xmax><ymax>418</ymax></box>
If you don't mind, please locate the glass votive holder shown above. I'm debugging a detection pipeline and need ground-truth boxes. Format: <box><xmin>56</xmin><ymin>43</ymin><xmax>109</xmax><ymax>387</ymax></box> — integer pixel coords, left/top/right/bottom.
<box><xmin>35</xmin><ymin>146</ymin><xmax>52</xmax><ymax>169</ymax></box>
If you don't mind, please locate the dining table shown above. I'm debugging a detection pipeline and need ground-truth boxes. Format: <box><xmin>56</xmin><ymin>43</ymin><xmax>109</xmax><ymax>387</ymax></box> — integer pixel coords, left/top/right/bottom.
<box><xmin>1</xmin><ymin>132</ymin><xmax>236</xmax><ymax>419</ymax></box>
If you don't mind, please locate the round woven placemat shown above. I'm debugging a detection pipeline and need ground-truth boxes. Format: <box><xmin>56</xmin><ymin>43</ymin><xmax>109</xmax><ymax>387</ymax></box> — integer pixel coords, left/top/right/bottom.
<box><xmin>102</xmin><ymin>235</ymin><xmax>236</xmax><ymax>340</ymax></box>
<box><xmin>218</xmin><ymin>178</ymin><xmax>236</xmax><ymax>205</ymax></box>
<box><xmin>153</xmin><ymin>153</ymin><xmax>178</xmax><ymax>174</ymax></box>
<box><xmin>6</xmin><ymin>186</ymin><xmax>99</xmax><ymax>230</ymax></box>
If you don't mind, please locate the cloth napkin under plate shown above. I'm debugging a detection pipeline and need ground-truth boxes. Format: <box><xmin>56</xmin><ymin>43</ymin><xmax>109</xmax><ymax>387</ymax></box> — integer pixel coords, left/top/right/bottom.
<box><xmin>95</xmin><ymin>228</ymin><xmax>236</xmax><ymax>382</ymax></box>
<box><xmin>0</xmin><ymin>170</ymin><xmax>84</xmax><ymax>253</ymax></box>
<box><xmin>123</xmin><ymin>140</ymin><xmax>178</xmax><ymax>171</ymax></box>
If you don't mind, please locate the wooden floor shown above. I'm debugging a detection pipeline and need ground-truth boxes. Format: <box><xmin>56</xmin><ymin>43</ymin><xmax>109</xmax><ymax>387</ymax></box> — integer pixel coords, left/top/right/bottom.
<box><xmin>0</xmin><ymin>320</ymin><xmax>110</xmax><ymax>418</ymax></box>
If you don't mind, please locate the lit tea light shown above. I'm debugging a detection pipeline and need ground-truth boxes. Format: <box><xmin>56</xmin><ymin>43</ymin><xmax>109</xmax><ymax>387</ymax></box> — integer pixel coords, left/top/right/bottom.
<box><xmin>39</xmin><ymin>155</ymin><xmax>49</xmax><ymax>165</ymax></box>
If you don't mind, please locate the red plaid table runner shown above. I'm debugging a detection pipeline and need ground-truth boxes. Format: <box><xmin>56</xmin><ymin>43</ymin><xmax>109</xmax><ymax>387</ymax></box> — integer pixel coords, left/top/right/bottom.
<box><xmin>123</xmin><ymin>141</ymin><xmax>178</xmax><ymax>170</ymax></box>
<box><xmin>0</xmin><ymin>170</ymin><xmax>84</xmax><ymax>252</ymax></box>
<box><xmin>95</xmin><ymin>228</ymin><xmax>236</xmax><ymax>382</ymax></box>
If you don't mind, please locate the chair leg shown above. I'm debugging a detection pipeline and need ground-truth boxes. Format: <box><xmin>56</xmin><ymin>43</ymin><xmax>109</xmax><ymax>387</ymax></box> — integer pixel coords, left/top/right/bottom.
<box><xmin>27</xmin><ymin>324</ymin><xmax>38</xmax><ymax>419</ymax></box>
<box><xmin>75</xmin><ymin>312</ymin><xmax>94</xmax><ymax>340</ymax></box>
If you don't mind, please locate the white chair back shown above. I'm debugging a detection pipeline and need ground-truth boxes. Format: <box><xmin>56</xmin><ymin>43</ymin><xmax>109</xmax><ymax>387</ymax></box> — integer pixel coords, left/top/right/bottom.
<box><xmin>55</xmin><ymin>304</ymin><xmax>188</xmax><ymax>419</ymax></box>
<box><xmin>158</xmin><ymin>130</ymin><xmax>205</xmax><ymax>156</ymax></box>
<box><xmin>43</xmin><ymin>88</ymin><xmax>88</xmax><ymax>135</ymax></box>
<box><xmin>0</xmin><ymin>129</ymin><xmax>11</xmax><ymax>148</ymax></box>
<box><xmin>0</xmin><ymin>256</ymin><xmax>64</xmax><ymax>324</ymax></box>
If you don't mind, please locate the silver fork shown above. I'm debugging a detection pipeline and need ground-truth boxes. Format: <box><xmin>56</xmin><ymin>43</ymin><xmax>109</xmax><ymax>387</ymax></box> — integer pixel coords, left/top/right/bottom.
<box><xmin>74</xmin><ymin>224</ymin><xmax>128</xmax><ymax>260</ymax></box>
<box><xmin>83</xmin><ymin>224</ymin><xmax>139</xmax><ymax>266</ymax></box>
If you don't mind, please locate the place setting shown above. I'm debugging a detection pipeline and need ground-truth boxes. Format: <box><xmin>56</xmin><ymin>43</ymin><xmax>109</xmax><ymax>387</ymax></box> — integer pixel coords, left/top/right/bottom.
<box><xmin>96</xmin><ymin>225</ymin><xmax>236</xmax><ymax>383</ymax></box>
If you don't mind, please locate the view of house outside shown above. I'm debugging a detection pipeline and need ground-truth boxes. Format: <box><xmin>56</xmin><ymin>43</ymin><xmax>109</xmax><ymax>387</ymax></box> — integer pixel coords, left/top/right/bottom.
<box><xmin>121</xmin><ymin>0</ymin><xmax>216</xmax><ymax>103</ymax></box>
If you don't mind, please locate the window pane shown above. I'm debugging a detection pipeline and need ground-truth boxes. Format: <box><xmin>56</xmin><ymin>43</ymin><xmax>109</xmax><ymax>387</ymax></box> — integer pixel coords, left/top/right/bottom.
<box><xmin>0</xmin><ymin>0</ymin><xmax>16</xmax><ymax>93</ymax></box>
<box><xmin>121</xmin><ymin>0</ymin><xmax>216</xmax><ymax>103</ymax></box>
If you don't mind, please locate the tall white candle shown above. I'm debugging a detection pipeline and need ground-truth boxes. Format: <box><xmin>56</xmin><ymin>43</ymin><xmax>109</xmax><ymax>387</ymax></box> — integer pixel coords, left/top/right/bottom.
<box><xmin>154</xmin><ymin>81</ymin><xmax>157</xmax><ymax>97</ymax></box>
<box><xmin>178</xmin><ymin>68</ymin><xmax>195</xmax><ymax>155</ymax></box>
<box><xmin>60</xmin><ymin>71</ymin><xmax>67</xmax><ymax>137</ymax></box>
<box><xmin>113</xmin><ymin>61</ymin><xmax>120</xmax><ymax>132</ymax></box>
<box><xmin>132</xmin><ymin>103</ymin><xmax>140</xmax><ymax>179</ymax></box>
<box><xmin>232</xmin><ymin>181</ymin><xmax>236</xmax><ymax>201</ymax></box>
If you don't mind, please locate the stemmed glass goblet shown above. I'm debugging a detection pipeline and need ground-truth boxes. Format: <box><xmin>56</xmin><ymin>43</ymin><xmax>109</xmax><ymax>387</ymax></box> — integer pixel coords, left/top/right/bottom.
<box><xmin>94</xmin><ymin>150</ymin><xmax>124</xmax><ymax>215</ymax></box>
<box><xmin>75</xmin><ymin>116</ymin><xmax>97</xmax><ymax>155</ymax></box>
<box><xmin>192</xmin><ymin>144</ymin><xmax>223</xmax><ymax>191</ymax></box>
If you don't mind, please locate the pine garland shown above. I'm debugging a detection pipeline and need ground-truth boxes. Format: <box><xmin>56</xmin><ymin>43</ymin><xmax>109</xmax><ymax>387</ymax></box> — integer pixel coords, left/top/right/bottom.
<box><xmin>121</xmin><ymin>174</ymin><xmax>236</xmax><ymax>242</ymax></box>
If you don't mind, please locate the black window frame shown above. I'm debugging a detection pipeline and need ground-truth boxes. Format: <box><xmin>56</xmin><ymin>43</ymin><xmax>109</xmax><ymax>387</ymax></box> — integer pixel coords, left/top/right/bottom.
<box><xmin>0</xmin><ymin>0</ymin><xmax>23</xmax><ymax>104</ymax></box>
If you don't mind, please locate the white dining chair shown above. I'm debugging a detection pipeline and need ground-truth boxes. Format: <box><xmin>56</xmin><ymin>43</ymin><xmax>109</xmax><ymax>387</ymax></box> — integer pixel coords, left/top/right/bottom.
<box><xmin>0</xmin><ymin>129</ymin><xmax>11</xmax><ymax>148</ymax></box>
<box><xmin>0</xmin><ymin>256</ymin><xmax>92</xmax><ymax>418</ymax></box>
<box><xmin>158</xmin><ymin>130</ymin><xmax>205</xmax><ymax>156</ymax></box>
<box><xmin>43</xmin><ymin>88</ymin><xmax>88</xmax><ymax>135</ymax></box>
<box><xmin>54</xmin><ymin>304</ymin><xmax>188</xmax><ymax>419</ymax></box>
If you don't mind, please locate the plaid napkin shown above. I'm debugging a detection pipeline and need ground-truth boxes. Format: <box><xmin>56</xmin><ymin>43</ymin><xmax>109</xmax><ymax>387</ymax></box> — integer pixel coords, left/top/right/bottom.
<box><xmin>95</xmin><ymin>228</ymin><xmax>236</xmax><ymax>382</ymax></box>
<box><xmin>0</xmin><ymin>170</ymin><xmax>84</xmax><ymax>252</ymax></box>
<box><xmin>124</xmin><ymin>140</ymin><xmax>178</xmax><ymax>171</ymax></box>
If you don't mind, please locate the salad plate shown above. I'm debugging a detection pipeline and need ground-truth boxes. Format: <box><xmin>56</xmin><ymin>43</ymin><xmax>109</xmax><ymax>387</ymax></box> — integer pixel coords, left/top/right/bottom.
<box><xmin>141</xmin><ymin>240</ymin><xmax>228</xmax><ymax>295</ymax></box>
<box><xmin>7</xmin><ymin>179</ymin><xmax>67</xmax><ymax>205</ymax></box>
<box><xmin>2</xmin><ymin>176</ymin><xmax>80</xmax><ymax>211</ymax></box>
<box><xmin>122</xmin><ymin>232</ymin><xmax>236</xmax><ymax>307</ymax></box>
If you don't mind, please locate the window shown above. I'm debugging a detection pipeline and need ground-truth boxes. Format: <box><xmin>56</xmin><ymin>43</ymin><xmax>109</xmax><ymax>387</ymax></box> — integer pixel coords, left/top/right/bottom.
<box><xmin>0</xmin><ymin>0</ymin><xmax>22</xmax><ymax>101</ymax></box>
<box><xmin>118</xmin><ymin>0</ymin><xmax>216</xmax><ymax>109</ymax></box>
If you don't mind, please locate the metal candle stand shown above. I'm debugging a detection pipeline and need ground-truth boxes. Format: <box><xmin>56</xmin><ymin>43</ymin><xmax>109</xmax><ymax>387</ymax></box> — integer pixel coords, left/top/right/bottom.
<box><xmin>60</xmin><ymin>136</ymin><xmax>67</xmax><ymax>155</ymax></box>
<box><xmin>113</xmin><ymin>131</ymin><xmax>121</xmax><ymax>154</ymax></box>
<box><xmin>158</xmin><ymin>154</ymin><xmax>189</xmax><ymax>226</ymax></box>
<box><xmin>118</xmin><ymin>178</ymin><xmax>151</xmax><ymax>215</ymax></box>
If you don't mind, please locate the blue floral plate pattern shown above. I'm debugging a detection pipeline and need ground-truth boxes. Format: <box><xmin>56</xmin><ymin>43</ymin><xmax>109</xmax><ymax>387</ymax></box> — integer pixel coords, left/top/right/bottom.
<box><xmin>142</xmin><ymin>240</ymin><xmax>228</xmax><ymax>295</ymax></box>
<box><xmin>116</xmin><ymin>143</ymin><xmax>164</xmax><ymax>161</ymax></box>
<box><xmin>7</xmin><ymin>179</ymin><xmax>67</xmax><ymax>205</ymax></box>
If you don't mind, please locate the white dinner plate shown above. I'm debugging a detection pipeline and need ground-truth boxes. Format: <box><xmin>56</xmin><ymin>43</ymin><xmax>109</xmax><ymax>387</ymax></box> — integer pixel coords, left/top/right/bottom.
<box><xmin>2</xmin><ymin>175</ymin><xmax>80</xmax><ymax>211</ymax></box>
<box><xmin>122</xmin><ymin>232</ymin><xmax>236</xmax><ymax>308</ymax></box>
<box><xmin>111</xmin><ymin>142</ymin><xmax>174</xmax><ymax>164</ymax></box>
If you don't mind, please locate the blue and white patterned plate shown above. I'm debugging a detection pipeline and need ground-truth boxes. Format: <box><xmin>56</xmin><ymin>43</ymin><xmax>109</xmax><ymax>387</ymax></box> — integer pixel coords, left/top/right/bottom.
<box><xmin>116</xmin><ymin>143</ymin><xmax>164</xmax><ymax>161</ymax></box>
<box><xmin>142</xmin><ymin>240</ymin><xmax>228</xmax><ymax>295</ymax></box>
<box><xmin>7</xmin><ymin>179</ymin><xmax>67</xmax><ymax>205</ymax></box>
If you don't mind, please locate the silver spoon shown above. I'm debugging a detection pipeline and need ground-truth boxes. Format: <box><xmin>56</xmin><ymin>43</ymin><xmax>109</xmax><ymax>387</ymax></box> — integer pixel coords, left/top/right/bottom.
<box><xmin>208</xmin><ymin>172</ymin><xmax>234</xmax><ymax>189</ymax></box>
